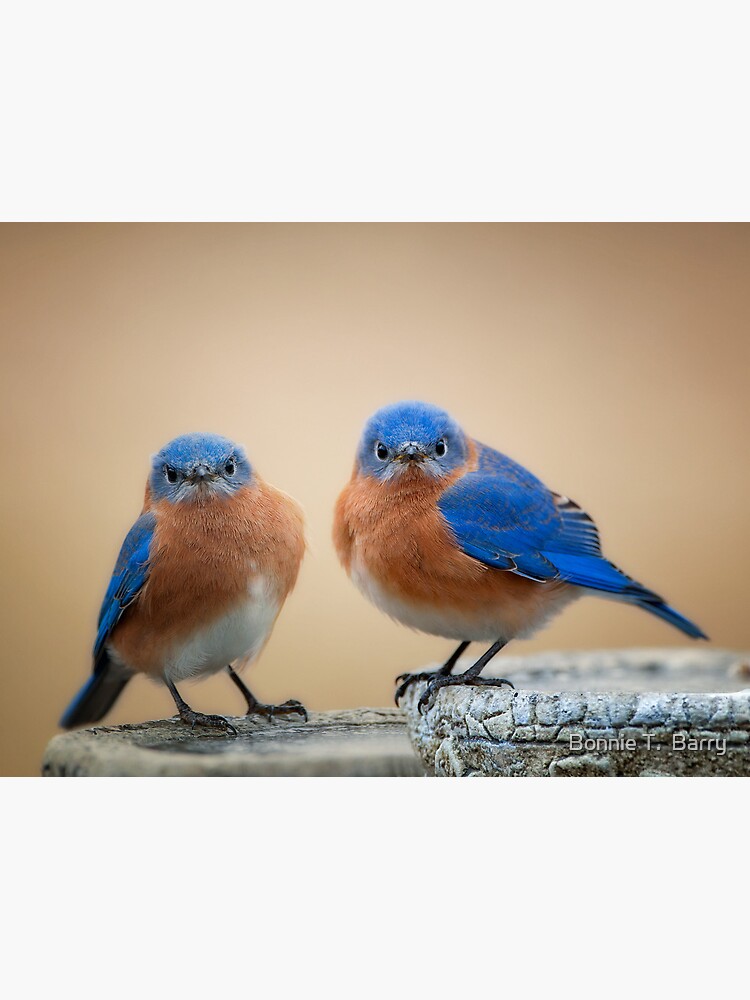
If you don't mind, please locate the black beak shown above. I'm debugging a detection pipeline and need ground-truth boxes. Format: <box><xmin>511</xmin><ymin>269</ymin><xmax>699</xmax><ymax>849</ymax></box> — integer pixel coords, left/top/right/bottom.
<box><xmin>188</xmin><ymin>464</ymin><xmax>213</xmax><ymax>482</ymax></box>
<box><xmin>399</xmin><ymin>443</ymin><xmax>426</xmax><ymax>463</ymax></box>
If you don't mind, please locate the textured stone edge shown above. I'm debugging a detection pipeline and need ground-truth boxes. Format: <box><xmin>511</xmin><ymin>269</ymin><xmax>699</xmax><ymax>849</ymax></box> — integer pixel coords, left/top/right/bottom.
<box><xmin>401</xmin><ymin>683</ymin><xmax>750</xmax><ymax>777</ymax></box>
<box><xmin>42</xmin><ymin>708</ymin><xmax>425</xmax><ymax>777</ymax></box>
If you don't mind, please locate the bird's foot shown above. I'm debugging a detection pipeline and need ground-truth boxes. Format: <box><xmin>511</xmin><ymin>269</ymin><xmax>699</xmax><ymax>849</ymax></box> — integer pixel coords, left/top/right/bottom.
<box><xmin>247</xmin><ymin>699</ymin><xmax>308</xmax><ymax>723</ymax></box>
<box><xmin>417</xmin><ymin>675</ymin><xmax>515</xmax><ymax>715</ymax></box>
<box><xmin>177</xmin><ymin>709</ymin><xmax>238</xmax><ymax>736</ymax></box>
<box><xmin>394</xmin><ymin>670</ymin><xmax>447</xmax><ymax>705</ymax></box>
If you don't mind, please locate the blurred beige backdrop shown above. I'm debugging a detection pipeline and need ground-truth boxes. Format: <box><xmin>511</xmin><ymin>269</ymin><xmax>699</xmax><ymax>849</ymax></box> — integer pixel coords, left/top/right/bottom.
<box><xmin>1</xmin><ymin>223</ymin><xmax>748</xmax><ymax>776</ymax></box>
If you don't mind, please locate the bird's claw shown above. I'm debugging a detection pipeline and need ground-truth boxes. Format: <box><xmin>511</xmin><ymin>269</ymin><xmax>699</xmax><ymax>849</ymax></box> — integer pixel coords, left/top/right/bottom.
<box><xmin>179</xmin><ymin>710</ymin><xmax>238</xmax><ymax>736</ymax></box>
<box><xmin>248</xmin><ymin>699</ymin><xmax>308</xmax><ymax>723</ymax></box>
<box><xmin>274</xmin><ymin>699</ymin><xmax>309</xmax><ymax>723</ymax></box>
<box><xmin>417</xmin><ymin>687</ymin><xmax>436</xmax><ymax>715</ymax></box>
<box><xmin>417</xmin><ymin>676</ymin><xmax>515</xmax><ymax>715</ymax></box>
<box><xmin>394</xmin><ymin>671</ymin><xmax>441</xmax><ymax>705</ymax></box>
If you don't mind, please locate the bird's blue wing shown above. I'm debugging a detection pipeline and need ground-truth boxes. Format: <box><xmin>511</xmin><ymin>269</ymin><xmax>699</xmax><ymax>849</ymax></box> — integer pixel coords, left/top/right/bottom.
<box><xmin>438</xmin><ymin>473</ymin><xmax>560</xmax><ymax>582</ymax></box>
<box><xmin>438</xmin><ymin>442</ymin><xmax>636</xmax><ymax>591</ymax></box>
<box><xmin>93</xmin><ymin>512</ymin><xmax>156</xmax><ymax>658</ymax></box>
<box><xmin>438</xmin><ymin>442</ymin><xmax>707</xmax><ymax>639</ymax></box>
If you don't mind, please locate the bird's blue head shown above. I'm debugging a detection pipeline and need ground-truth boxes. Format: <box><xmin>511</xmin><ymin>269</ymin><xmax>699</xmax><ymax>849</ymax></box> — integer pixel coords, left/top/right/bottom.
<box><xmin>355</xmin><ymin>401</ymin><xmax>469</xmax><ymax>482</ymax></box>
<box><xmin>149</xmin><ymin>433</ymin><xmax>253</xmax><ymax>503</ymax></box>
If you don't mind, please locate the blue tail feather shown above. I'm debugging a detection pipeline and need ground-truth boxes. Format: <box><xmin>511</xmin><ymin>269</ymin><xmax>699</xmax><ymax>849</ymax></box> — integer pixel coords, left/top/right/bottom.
<box><xmin>628</xmin><ymin>596</ymin><xmax>708</xmax><ymax>640</ymax></box>
<box><xmin>544</xmin><ymin>552</ymin><xmax>707</xmax><ymax>639</ymax></box>
<box><xmin>60</xmin><ymin>654</ymin><xmax>131</xmax><ymax>729</ymax></box>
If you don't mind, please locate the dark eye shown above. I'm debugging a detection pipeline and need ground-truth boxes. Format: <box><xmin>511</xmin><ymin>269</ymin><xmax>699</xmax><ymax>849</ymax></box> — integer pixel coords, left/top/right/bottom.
<box><xmin>165</xmin><ymin>465</ymin><xmax>178</xmax><ymax>484</ymax></box>
<box><xmin>225</xmin><ymin>459</ymin><xmax>235</xmax><ymax>476</ymax></box>
<box><xmin>375</xmin><ymin>442</ymin><xmax>389</xmax><ymax>461</ymax></box>
<box><xmin>435</xmin><ymin>437</ymin><xmax>448</xmax><ymax>457</ymax></box>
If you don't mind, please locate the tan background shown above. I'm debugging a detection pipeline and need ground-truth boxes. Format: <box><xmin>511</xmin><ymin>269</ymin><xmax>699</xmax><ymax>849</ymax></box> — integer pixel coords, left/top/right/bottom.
<box><xmin>1</xmin><ymin>223</ymin><xmax>748</xmax><ymax>776</ymax></box>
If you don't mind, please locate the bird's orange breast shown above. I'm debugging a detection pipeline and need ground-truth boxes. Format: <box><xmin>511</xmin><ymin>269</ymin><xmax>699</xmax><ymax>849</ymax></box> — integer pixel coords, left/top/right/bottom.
<box><xmin>333</xmin><ymin>457</ymin><xmax>572</xmax><ymax>640</ymax></box>
<box><xmin>111</xmin><ymin>479</ymin><xmax>305</xmax><ymax>675</ymax></box>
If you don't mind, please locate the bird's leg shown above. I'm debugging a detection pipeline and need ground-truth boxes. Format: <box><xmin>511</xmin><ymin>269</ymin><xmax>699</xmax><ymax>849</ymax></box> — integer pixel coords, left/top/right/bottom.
<box><xmin>226</xmin><ymin>665</ymin><xmax>308</xmax><ymax>723</ymax></box>
<box><xmin>417</xmin><ymin>640</ymin><xmax>514</xmax><ymax>715</ymax></box>
<box><xmin>164</xmin><ymin>677</ymin><xmax>238</xmax><ymax>736</ymax></box>
<box><xmin>395</xmin><ymin>641</ymin><xmax>471</xmax><ymax>705</ymax></box>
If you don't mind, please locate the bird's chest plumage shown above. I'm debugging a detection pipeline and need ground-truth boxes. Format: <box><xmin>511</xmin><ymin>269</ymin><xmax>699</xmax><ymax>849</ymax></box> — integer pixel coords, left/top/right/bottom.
<box><xmin>341</xmin><ymin>482</ymin><xmax>476</xmax><ymax>590</ymax></box>
<box><xmin>334</xmin><ymin>473</ymin><xmax>574</xmax><ymax>642</ymax></box>
<box><xmin>335</xmin><ymin>475</ymin><xmax>483</xmax><ymax>635</ymax></box>
<box><xmin>110</xmin><ymin>483</ymin><xmax>305</xmax><ymax>679</ymax></box>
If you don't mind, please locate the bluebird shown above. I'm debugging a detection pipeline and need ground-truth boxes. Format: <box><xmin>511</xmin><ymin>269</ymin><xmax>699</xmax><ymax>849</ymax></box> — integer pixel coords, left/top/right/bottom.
<box><xmin>333</xmin><ymin>401</ymin><xmax>706</xmax><ymax>713</ymax></box>
<box><xmin>61</xmin><ymin>433</ymin><xmax>307</xmax><ymax>734</ymax></box>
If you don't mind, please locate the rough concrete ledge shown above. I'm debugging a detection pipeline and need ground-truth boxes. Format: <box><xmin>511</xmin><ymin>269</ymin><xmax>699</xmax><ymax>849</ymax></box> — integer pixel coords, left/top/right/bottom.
<box><xmin>400</xmin><ymin>648</ymin><xmax>750</xmax><ymax>776</ymax></box>
<box><xmin>43</xmin><ymin>708</ymin><xmax>424</xmax><ymax>777</ymax></box>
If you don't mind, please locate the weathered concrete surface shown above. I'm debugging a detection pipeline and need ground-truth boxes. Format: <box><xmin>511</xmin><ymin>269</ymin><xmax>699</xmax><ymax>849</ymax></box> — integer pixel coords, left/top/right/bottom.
<box><xmin>43</xmin><ymin>708</ymin><xmax>424</xmax><ymax>777</ymax></box>
<box><xmin>401</xmin><ymin>648</ymin><xmax>750</xmax><ymax>776</ymax></box>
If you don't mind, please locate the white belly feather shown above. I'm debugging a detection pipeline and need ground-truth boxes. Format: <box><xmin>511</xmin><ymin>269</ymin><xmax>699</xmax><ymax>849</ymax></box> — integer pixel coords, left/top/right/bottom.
<box><xmin>350</xmin><ymin>557</ymin><xmax>578</xmax><ymax>643</ymax></box>
<box><xmin>349</xmin><ymin>562</ymin><xmax>482</xmax><ymax>639</ymax></box>
<box><xmin>161</xmin><ymin>577</ymin><xmax>280</xmax><ymax>683</ymax></box>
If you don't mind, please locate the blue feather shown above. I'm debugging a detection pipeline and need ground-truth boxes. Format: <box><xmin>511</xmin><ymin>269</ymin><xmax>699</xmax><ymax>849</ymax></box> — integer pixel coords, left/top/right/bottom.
<box><xmin>438</xmin><ymin>444</ymin><xmax>561</xmax><ymax>581</ymax></box>
<box><xmin>626</xmin><ymin>600</ymin><xmax>707</xmax><ymax>640</ymax></box>
<box><xmin>60</xmin><ymin>513</ymin><xmax>156</xmax><ymax>729</ymax></box>
<box><xmin>59</xmin><ymin>663</ymin><xmax>131</xmax><ymax>729</ymax></box>
<box><xmin>438</xmin><ymin>441</ymin><xmax>706</xmax><ymax>639</ymax></box>
<box><xmin>93</xmin><ymin>512</ymin><xmax>156</xmax><ymax>657</ymax></box>
<box><xmin>540</xmin><ymin>552</ymin><xmax>635</xmax><ymax>593</ymax></box>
